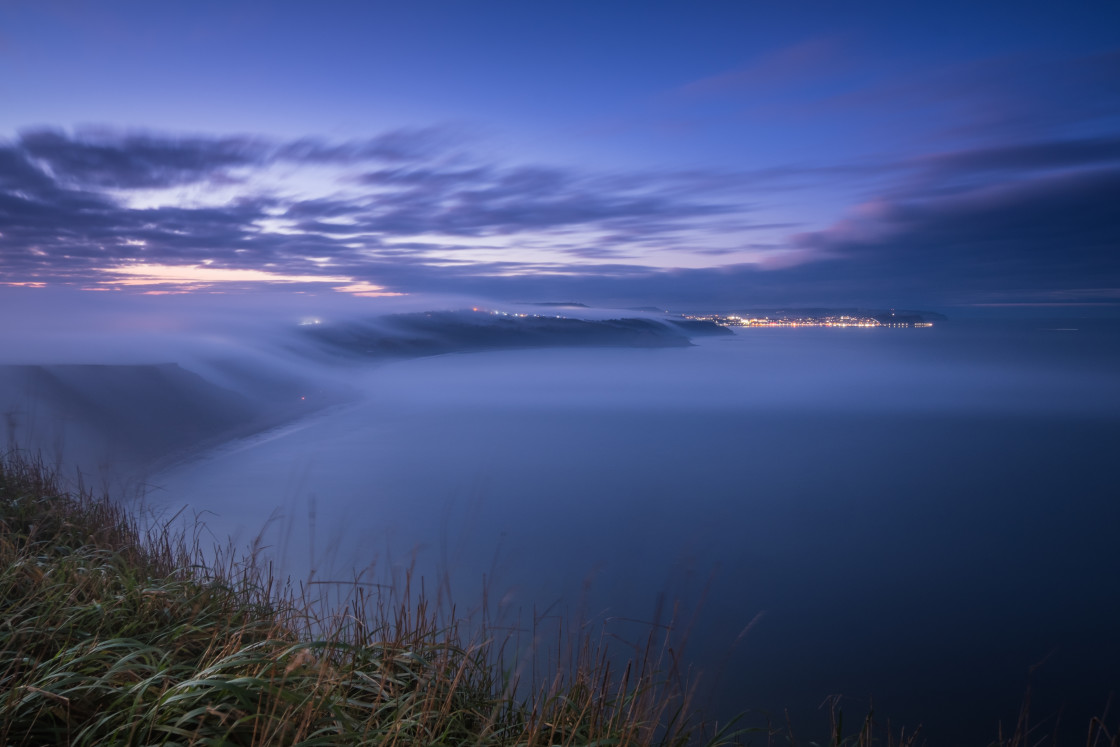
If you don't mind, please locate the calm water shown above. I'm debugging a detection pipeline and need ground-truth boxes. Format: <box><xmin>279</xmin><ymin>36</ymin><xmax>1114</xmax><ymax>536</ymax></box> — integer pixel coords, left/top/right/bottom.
<box><xmin>152</xmin><ymin>320</ymin><xmax>1120</xmax><ymax>743</ymax></box>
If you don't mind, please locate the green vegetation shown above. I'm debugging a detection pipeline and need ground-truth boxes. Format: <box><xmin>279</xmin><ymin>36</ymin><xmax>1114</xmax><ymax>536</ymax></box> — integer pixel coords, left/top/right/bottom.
<box><xmin>0</xmin><ymin>452</ymin><xmax>700</xmax><ymax>746</ymax></box>
<box><xmin>2</xmin><ymin>450</ymin><xmax>1116</xmax><ymax>746</ymax></box>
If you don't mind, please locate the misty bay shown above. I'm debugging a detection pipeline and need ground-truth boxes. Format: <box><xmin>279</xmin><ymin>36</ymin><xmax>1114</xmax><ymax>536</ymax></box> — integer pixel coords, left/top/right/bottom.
<box><xmin>148</xmin><ymin>320</ymin><xmax>1120</xmax><ymax>743</ymax></box>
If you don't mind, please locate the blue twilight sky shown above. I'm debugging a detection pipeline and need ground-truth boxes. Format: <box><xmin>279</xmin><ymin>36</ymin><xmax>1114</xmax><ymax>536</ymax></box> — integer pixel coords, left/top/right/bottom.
<box><xmin>2</xmin><ymin>1</ymin><xmax>1119</xmax><ymax>312</ymax></box>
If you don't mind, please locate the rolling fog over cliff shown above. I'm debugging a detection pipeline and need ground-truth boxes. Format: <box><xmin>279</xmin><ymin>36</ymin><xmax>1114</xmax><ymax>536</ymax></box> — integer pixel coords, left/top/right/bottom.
<box><xmin>4</xmin><ymin>290</ymin><xmax>1118</xmax><ymax>742</ymax></box>
<box><xmin>0</xmin><ymin>289</ymin><xmax>723</xmax><ymax>480</ymax></box>
<box><xmin>5</xmin><ymin>4</ymin><xmax>1120</xmax><ymax>743</ymax></box>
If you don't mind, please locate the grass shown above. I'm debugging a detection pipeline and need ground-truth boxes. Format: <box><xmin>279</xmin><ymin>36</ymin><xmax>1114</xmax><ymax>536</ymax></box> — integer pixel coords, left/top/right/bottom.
<box><xmin>0</xmin><ymin>451</ymin><xmax>705</xmax><ymax>746</ymax></box>
<box><xmin>1</xmin><ymin>450</ymin><xmax>1116</xmax><ymax>746</ymax></box>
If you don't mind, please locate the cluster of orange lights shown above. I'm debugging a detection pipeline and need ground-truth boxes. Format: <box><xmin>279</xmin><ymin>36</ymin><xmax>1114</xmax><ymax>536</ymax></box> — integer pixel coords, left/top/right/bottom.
<box><xmin>685</xmin><ymin>313</ymin><xmax>932</xmax><ymax>329</ymax></box>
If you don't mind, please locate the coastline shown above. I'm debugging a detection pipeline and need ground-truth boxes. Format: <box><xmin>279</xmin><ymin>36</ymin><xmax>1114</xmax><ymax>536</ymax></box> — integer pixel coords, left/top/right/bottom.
<box><xmin>0</xmin><ymin>362</ymin><xmax>354</xmax><ymax>485</ymax></box>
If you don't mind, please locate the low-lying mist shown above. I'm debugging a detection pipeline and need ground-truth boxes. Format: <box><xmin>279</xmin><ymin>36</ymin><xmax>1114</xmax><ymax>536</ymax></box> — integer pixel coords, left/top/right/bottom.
<box><xmin>3</xmin><ymin>288</ymin><xmax>1119</xmax><ymax>743</ymax></box>
<box><xmin>0</xmin><ymin>288</ymin><xmax>729</xmax><ymax>488</ymax></box>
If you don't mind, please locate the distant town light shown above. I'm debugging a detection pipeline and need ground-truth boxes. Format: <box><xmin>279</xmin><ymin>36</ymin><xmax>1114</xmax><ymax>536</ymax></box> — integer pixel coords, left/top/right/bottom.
<box><xmin>680</xmin><ymin>312</ymin><xmax>932</xmax><ymax>329</ymax></box>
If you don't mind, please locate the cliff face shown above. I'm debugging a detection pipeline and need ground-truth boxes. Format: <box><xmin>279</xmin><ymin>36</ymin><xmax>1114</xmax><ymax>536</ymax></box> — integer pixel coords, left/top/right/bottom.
<box><xmin>0</xmin><ymin>364</ymin><xmax>259</xmax><ymax>475</ymax></box>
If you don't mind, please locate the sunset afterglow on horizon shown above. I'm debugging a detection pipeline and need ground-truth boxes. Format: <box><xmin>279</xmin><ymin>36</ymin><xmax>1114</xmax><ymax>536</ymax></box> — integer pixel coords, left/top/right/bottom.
<box><xmin>1</xmin><ymin>2</ymin><xmax>1117</xmax><ymax>312</ymax></box>
<box><xmin>93</xmin><ymin>262</ymin><xmax>402</xmax><ymax>296</ymax></box>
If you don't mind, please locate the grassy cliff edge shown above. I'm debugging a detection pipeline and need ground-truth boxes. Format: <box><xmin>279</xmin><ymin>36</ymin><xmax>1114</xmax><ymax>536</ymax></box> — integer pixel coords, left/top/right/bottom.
<box><xmin>2</xmin><ymin>452</ymin><xmax>1116</xmax><ymax>746</ymax></box>
<box><xmin>0</xmin><ymin>452</ymin><xmax>698</xmax><ymax>746</ymax></box>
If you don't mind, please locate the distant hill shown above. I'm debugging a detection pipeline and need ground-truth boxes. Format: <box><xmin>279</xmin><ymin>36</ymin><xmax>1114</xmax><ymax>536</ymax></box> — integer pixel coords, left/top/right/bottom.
<box><xmin>300</xmin><ymin>309</ymin><xmax>730</xmax><ymax>359</ymax></box>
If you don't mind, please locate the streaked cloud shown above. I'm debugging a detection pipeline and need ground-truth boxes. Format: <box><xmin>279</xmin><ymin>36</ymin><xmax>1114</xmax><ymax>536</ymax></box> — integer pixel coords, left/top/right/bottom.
<box><xmin>0</xmin><ymin>127</ymin><xmax>766</xmax><ymax>294</ymax></box>
<box><xmin>2</xmin><ymin>123</ymin><xmax>1119</xmax><ymax>309</ymax></box>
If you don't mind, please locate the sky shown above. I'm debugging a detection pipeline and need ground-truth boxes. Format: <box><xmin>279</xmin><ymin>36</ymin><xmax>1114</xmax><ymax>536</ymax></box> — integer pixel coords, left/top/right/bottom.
<box><xmin>1</xmin><ymin>1</ymin><xmax>1119</xmax><ymax>313</ymax></box>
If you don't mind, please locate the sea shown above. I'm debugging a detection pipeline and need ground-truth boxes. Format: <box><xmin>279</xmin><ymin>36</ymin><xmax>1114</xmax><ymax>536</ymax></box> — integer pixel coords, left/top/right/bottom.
<box><xmin>150</xmin><ymin>318</ymin><xmax>1120</xmax><ymax>744</ymax></box>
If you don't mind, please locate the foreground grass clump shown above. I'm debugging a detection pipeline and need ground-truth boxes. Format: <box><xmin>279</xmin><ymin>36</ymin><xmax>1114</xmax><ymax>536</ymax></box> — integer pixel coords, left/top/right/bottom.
<box><xmin>0</xmin><ymin>452</ymin><xmax>695</xmax><ymax>746</ymax></box>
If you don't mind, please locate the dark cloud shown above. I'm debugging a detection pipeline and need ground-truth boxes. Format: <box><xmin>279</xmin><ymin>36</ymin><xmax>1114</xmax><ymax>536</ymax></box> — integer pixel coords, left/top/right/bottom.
<box><xmin>0</xmin><ymin>128</ymin><xmax>746</xmax><ymax>290</ymax></box>
<box><xmin>911</xmin><ymin>136</ymin><xmax>1120</xmax><ymax>178</ymax></box>
<box><xmin>13</xmin><ymin>125</ymin><xmax>466</xmax><ymax>192</ymax></box>
<box><xmin>787</xmin><ymin>164</ymin><xmax>1120</xmax><ymax>305</ymax></box>
<box><xmin>284</xmin><ymin>197</ymin><xmax>366</xmax><ymax>220</ymax></box>
<box><xmin>275</xmin><ymin>125</ymin><xmax>464</xmax><ymax>164</ymax></box>
<box><xmin>355</xmin><ymin>163</ymin><xmax>732</xmax><ymax>237</ymax></box>
<box><xmin>3</xmin><ymin>126</ymin><xmax>1118</xmax><ymax>310</ymax></box>
<box><xmin>19</xmin><ymin>128</ymin><xmax>267</xmax><ymax>189</ymax></box>
<box><xmin>431</xmin><ymin>135</ymin><xmax>1120</xmax><ymax>309</ymax></box>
